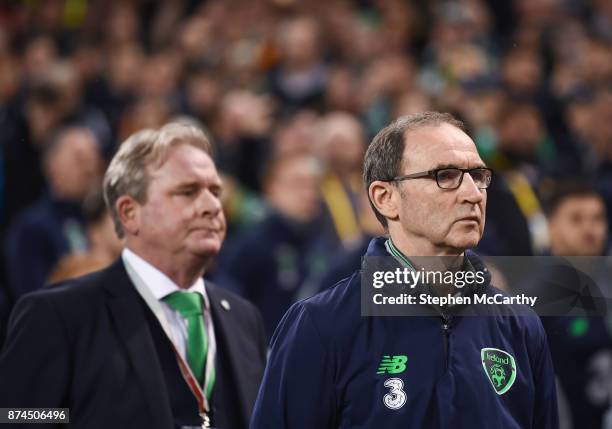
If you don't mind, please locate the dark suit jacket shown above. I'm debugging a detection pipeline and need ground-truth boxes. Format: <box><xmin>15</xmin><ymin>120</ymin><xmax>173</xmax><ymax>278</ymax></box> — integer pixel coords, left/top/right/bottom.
<box><xmin>0</xmin><ymin>258</ymin><xmax>267</xmax><ymax>429</ymax></box>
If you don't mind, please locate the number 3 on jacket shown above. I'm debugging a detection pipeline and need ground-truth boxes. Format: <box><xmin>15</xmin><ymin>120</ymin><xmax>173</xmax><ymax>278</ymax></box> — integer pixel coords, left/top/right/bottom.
<box><xmin>383</xmin><ymin>378</ymin><xmax>407</xmax><ymax>410</ymax></box>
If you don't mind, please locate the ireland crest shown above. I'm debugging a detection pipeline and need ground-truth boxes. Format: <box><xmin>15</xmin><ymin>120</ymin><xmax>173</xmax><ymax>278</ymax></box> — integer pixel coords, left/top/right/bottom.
<box><xmin>481</xmin><ymin>348</ymin><xmax>517</xmax><ymax>395</ymax></box>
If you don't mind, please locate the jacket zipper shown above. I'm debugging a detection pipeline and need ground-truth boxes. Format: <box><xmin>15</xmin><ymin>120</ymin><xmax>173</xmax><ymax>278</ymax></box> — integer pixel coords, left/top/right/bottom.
<box><xmin>441</xmin><ymin>317</ymin><xmax>451</xmax><ymax>370</ymax></box>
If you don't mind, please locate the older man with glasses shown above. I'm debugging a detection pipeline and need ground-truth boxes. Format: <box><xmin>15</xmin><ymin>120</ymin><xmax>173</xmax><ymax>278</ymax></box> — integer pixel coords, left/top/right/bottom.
<box><xmin>251</xmin><ymin>112</ymin><xmax>559</xmax><ymax>429</ymax></box>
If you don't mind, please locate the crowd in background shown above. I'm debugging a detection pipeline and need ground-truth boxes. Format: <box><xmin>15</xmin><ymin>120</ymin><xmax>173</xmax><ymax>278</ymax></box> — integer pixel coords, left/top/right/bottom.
<box><xmin>0</xmin><ymin>0</ymin><xmax>611</xmax><ymax>426</ymax></box>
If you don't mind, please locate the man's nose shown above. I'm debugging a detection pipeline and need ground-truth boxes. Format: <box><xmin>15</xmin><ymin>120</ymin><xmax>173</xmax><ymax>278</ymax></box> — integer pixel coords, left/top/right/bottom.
<box><xmin>458</xmin><ymin>172</ymin><xmax>485</xmax><ymax>204</ymax></box>
<box><xmin>197</xmin><ymin>190</ymin><xmax>222</xmax><ymax>216</ymax></box>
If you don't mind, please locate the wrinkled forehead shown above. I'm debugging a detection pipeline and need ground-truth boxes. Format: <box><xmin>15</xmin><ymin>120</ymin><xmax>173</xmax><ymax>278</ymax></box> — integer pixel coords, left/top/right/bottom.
<box><xmin>401</xmin><ymin>124</ymin><xmax>483</xmax><ymax>170</ymax></box>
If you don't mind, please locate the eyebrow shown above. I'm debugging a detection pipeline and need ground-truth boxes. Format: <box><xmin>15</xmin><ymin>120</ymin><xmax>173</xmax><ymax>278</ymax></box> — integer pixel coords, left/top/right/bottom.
<box><xmin>429</xmin><ymin>163</ymin><xmax>488</xmax><ymax>170</ymax></box>
<box><xmin>173</xmin><ymin>182</ymin><xmax>199</xmax><ymax>190</ymax></box>
<box><xmin>173</xmin><ymin>180</ymin><xmax>223</xmax><ymax>190</ymax></box>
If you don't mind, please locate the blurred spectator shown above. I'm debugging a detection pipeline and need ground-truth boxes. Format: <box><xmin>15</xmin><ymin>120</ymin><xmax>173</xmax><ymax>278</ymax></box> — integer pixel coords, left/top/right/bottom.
<box><xmin>480</xmin><ymin>103</ymin><xmax>555</xmax><ymax>255</ymax></box>
<box><xmin>317</xmin><ymin>188</ymin><xmax>385</xmax><ymax>291</ymax></box>
<box><xmin>325</xmin><ymin>66</ymin><xmax>360</xmax><ymax>114</ymax></box>
<box><xmin>99</xmin><ymin>42</ymin><xmax>144</xmax><ymax>136</ymax></box>
<box><xmin>496</xmin><ymin>103</ymin><xmax>557</xmax><ymax>172</ymax></box>
<box><xmin>22</xmin><ymin>35</ymin><xmax>58</xmax><ymax>84</ymax></box>
<box><xmin>219</xmin><ymin>153</ymin><xmax>334</xmax><ymax>337</ymax></box>
<box><xmin>181</xmin><ymin>65</ymin><xmax>221</xmax><ymax>126</ymax></box>
<box><xmin>105</xmin><ymin>3</ymin><xmax>140</xmax><ymax>49</ymax></box>
<box><xmin>393</xmin><ymin>90</ymin><xmax>434</xmax><ymax>119</ymax></box>
<box><xmin>271</xmin><ymin>109</ymin><xmax>319</xmax><ymax>158</ymax></box>
<box><xmin>47</xmin><ymin>186</ymin><xmax>123</xmax><ymax>284</ymax></box>
<box><xmin>540</xmin><ymin>182</ymin><xmax>612</xmax><ymax>429</ymax></box>
<box><xmin>46</xmin><ymin>249</ymin><xmax>112</xmax><ymax>286</ymax></box>
<box><xmin>139</xmin><ymin>50</ymin><xmax>183</xmax><ymax>102</ymax></box>
<box><xmin>546</xmin><ymin>182</ymin><xmax>608</xmax><ymax>257</ymax></box>
<box><xmin>502</xmin><ymin>47</ymin><xmax>544</xmax><ymax>102</ymax></box>
<box><xmin>0</xmin><ymin>53</ymin><xmax>20</xmax><ymax>105</ymax></box>
<box><xmin>118</xmin><ymin>96</ymin><xmax>171</xmax><ymax>141</ymax></box>
<box><xmin>177</xmin><ymin>15</ymin><xmax>215</xmax><ymax>68</ymax></box>
<box><xmin>317</xmin><ymin>111</ymin><xmax>366</xmax><ymax>247</ymax></box>
<box><xmin>2</xmin><ymin>58</ymin><xmax>110</xmax><ymax>229</ymax></box>
<box><xmin>590</xmin><ymin>0</ymin><xmax>612</xmax><ymax>41</ymax></box>
<box><xmin>267</xmin><ymin>16</ymin><xmax>327</xmax><ymax>113</ymax></box>
<box><xmin>361</xmin><ymin>53</ymin><xmax>415</xmax><ymax>136</ymax></box>
<box><xmin>45</xmin><ymin>60</ymin><xmax>112</xmax><ymax>149</ymax></box>
<box><xmin>218</xmin><ymin>172</ymin><xmax>267</xmax><ymax>237</ymax></box>
<box><xmin>5</xmin><ymin>126</ymin><xmax>103</xmax><ymax>299</ymax></box>
<box><xmin>457</xmin><ymin>82</ymin><xmax>504</xmax><ymax>160</ymax></box>
<box><xmin>2</xmin><ymin>83</ymin><xmax>63</xmax><ymax>225</ymax></box>
<box><xmin>212</xmin><ymin>90</ymin><xmax>273</xmax><ymax>191</ymax></box>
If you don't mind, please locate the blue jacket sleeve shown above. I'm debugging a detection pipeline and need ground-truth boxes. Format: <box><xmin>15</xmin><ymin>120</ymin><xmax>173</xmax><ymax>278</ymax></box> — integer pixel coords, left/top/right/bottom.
<box><xmin>250</xmin><ymin>302</ymin><xmax>336</xmax><ymax>429</ymax></box>
<box><xmin>531</xmin><ymin>320</ymin><xmax>560</xmax><ymax>429</ymax></box>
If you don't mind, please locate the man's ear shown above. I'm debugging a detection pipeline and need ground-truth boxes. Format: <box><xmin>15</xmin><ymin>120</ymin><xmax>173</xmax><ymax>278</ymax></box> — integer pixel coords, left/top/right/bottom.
<box><xmin>369</xmin><ymin>181</ymin><xmax>399</xmax><ymax>223</ymax></box>
<box><xmin>116</xmin><ymin>195</ymin><xmax>141</xmax><ymax>236</ymax></box>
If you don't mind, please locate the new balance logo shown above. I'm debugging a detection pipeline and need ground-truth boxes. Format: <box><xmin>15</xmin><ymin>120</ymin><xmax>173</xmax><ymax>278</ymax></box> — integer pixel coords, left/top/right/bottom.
<box><xmin>377</xmin><ymin>355</ymin><xmax>408</xmax><ymax>374</ymax></box>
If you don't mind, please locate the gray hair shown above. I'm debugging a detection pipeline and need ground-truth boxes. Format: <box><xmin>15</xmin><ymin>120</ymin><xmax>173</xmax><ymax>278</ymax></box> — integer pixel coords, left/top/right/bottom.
<box><xmin>363</xmin><ymin>111</ymin><xmax>465</xmax><ymax>229</ymax></box>
<box><xmin>103</xmin><ymin>122</ymin><xmax>212</xmax><ymax>238</ymax></box>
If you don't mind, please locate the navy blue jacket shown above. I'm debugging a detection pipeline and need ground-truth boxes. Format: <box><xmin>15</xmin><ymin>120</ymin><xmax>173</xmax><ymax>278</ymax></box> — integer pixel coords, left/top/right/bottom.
<box><xmin>251</xmin><ymin>237</ymin><xmax>559</xmax><ymax>429</ymax></box>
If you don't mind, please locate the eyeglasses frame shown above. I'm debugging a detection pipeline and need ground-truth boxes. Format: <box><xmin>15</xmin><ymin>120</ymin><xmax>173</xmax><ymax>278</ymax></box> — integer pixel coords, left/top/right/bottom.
<box><xmin>385</xmin><ymin>167</ymin><xmax>493</xmax><ymax>190</ymax></box>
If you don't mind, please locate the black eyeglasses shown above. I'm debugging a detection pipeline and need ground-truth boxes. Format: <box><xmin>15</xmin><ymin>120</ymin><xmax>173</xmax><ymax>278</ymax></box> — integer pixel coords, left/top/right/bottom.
<box><xmin>386</xmin><ymin>167</ymin><xmax>493</xmax><ymax>190</ymax></box>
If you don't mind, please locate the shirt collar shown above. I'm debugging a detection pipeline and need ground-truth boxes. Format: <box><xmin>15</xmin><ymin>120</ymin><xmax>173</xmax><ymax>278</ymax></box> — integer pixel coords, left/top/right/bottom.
<box><xmin>121</xmin><ymin>248</ymin><xmax>208</xmax><ymax>309</ymax></box>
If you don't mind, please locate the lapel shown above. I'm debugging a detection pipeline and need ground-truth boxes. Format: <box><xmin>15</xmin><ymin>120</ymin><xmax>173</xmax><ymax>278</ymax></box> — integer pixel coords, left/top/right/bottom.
<box><xmin>103</xmin><ymin>259</ymin><xmax>174</xmax><ymax>429</ymax></box>
<box><xmin>207</xmin><ymin>283</ymin><xmax>251</xmax><ymax>421</ymax></box>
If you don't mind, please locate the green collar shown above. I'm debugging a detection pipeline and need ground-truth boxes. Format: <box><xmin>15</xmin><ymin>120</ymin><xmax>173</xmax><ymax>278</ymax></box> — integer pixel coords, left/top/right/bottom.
<box><xmin>384</xmin><ymin>238</ymin><xmax>476</xmax><ymax>301</ymax></box>
<box><xmin>385</xmin><ymin>238</ymin><xmax>473</xmax><ymax>271</ymax></box>
<box><xmin>384</xmin><ymin>238</ymin><xmax>416</xmax><ymax>270</ymax></box>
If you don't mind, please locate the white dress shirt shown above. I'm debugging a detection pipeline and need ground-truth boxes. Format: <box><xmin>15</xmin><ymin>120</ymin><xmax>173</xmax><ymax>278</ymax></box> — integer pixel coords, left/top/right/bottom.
<box><xmin>122</xmin><ymin>248</ymin><xmax>210</xmax><ymax>362</ymax></box>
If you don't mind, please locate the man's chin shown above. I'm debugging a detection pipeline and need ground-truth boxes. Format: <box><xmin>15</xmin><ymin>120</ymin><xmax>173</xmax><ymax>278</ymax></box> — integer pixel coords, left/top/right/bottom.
<box><xmin>190</xmin><ymin>239</ymin><xmax>223</xmax><ymax>258</ymax></box>
<box><xmin>448</xmin><ymin>234</ymin><xmax>481</xmax><ymax>251</ymax></box>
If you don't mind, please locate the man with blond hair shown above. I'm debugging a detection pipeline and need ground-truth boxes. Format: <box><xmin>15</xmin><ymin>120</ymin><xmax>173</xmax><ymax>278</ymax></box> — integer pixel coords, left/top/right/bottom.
<box><xmin>0</xmin><ymin>122</ymin><xmax>267</xmax><ymax>429</ymax></box>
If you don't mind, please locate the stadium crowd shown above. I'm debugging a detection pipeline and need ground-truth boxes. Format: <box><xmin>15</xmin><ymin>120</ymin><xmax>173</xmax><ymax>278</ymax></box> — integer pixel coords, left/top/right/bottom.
<box><xmin>0</xmin><ymin>0</ymin><xmax>611</xmax><ymax>427</ymax></box>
